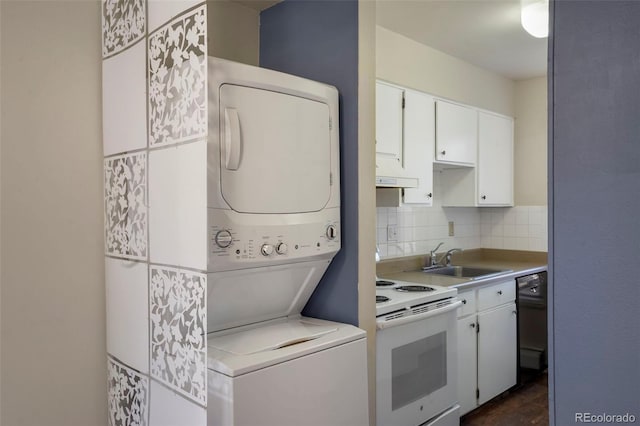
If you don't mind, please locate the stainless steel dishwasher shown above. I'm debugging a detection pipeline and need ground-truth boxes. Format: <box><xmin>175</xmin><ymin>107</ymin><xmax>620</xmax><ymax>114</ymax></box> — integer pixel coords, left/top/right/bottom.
<box><xmin>517</xmin><ymin>271</ymin><xmax>548</xmax><ymax>372</ymax></box>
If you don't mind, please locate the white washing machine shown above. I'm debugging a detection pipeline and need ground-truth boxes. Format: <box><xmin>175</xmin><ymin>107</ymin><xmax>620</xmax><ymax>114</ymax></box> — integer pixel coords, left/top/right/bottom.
<box><xmin>207</xmin><ymin>316</ymin><xmax>368</xmax><ymax>426</ymax></box>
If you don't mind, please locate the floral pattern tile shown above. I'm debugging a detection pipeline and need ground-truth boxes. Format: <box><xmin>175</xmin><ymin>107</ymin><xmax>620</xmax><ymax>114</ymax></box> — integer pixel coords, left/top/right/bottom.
<box><xmin>148</xmin><ymin>6</ymin><xmax>207</xmax><ymax>147</ymax></box>
<box><xmin>108</xmin><ymin>357</ymin><xmax>149</xmax><ymax>426</ymax></box>
<box><xmin>102</xmin><ymin>0</ymin><xmax>146</xmax><ymax>58</ymax></box>
<box><xmin>105</xmin><ymin>153</ymin><xmax>147</xmax><ymax>260</ymax></box>
<box><xmin>150</xmin><ymin>266</ymin><xmax>206</xmax><ymax>405</ymax></box>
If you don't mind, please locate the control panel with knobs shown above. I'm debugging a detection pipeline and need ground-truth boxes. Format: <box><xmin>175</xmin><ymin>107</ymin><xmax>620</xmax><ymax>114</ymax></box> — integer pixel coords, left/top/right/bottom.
<box><xmin>261</xmin><ymin>244</ymin><xmax>274</xmax><ymax>256</ymax></box>
<box><xmin>214</xmin><ymin>230</ymin><xmax>233</xmax><ymax>248</ymax></box>
<box><xmin>208</xmin><ymin>210</ymin><xmax>341</xmax><ymax>271</ymax></box>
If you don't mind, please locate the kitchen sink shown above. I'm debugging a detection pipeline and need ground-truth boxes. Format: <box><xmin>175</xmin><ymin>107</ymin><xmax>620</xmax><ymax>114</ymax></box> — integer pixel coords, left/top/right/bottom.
<box><xmin>423</xmin><ymin>265</ymin><xmax>512</xmax><ymax>280</ymax></box>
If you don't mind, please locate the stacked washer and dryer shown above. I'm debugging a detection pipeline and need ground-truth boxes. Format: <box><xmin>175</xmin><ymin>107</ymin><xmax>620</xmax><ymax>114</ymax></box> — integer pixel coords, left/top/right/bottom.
<box><xmin>204</xmin><ymin>58</ymin><xmax>369</xmax><ymax>426</ymax></box>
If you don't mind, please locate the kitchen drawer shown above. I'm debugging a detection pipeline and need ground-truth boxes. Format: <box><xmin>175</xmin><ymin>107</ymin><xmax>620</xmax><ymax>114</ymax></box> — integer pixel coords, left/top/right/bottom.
<box><xmin>457</xmin><ymin>290</ymin><xmax>476</xmax><ymax>318</ymax></box>
<box><xmin>477</xmin><ymin>280</ymin><xmax>515</xmax><ymax>311</ymax></box>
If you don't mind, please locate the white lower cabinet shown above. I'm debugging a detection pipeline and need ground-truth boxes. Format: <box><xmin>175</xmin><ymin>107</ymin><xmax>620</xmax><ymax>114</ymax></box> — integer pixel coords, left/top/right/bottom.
<box><xmin>456</xmin><ymin>281</ymin><xmax>517</xmax><ymax>416</ymax></box>
<box><xmin>457</xmin><ymin>313</ymin><xmax>478</xmax><ymax>415</ymax></box>
<box><xmin>477</xmin><ymin>302</ymin><xmax>518</xmax><ymax>405</ymax></box>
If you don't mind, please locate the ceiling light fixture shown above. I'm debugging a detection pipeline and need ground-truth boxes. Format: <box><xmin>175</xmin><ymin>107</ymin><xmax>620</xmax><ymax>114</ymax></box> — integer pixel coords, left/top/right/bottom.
<box><xmin>521</xmin><ymin>0</ymin><xmax>549</xmax><ymax>38</ymax></box>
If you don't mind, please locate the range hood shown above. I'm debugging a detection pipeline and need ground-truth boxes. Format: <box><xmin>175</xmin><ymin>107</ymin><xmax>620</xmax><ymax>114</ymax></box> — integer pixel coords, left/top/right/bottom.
<box><xmin>375</xmin><ymin>157</ymin><xmax>418</xmax><ymax>188</ymax></box>
<box><xmin>375</xmin><ymin>175</ymin><xmax>418</xmax><ymax>188</ymax></box>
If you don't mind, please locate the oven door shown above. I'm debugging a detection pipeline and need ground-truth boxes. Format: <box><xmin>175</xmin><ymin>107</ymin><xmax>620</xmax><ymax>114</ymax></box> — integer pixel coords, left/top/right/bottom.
<box><xmin>376</xmin><ymin>301</ymin><xmax>461</xmax><ymax>426</ymax></box>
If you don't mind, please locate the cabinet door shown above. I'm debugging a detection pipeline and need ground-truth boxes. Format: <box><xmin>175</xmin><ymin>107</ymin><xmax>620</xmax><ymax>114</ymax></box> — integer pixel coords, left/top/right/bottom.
<box><xmin>478</xmin><ymin>112</ymin><xmax>513</xmax><ymax>206</ymax></box>
<box><xmin>435</xmin><ymin>100</ymin><xmax>477</xmax><ymax>165</ymax></box>
<box><xmin>457</xmin><ymin>315</ymin><xmax>478</xmax><ymax>416</ymax></box>
<box><xmin>376</xmin><ymin>82</ymin><xmax>404</xmax><ymax>160</ymax></box>
<box><xmin>477</xmin><ymin>303</ymin><xmax>518</xmax><ymax>405</ymax></box>
<box><xmin>403</xmin><ymin>90</ymin><xmax>434</xmax><ymax>204</ymax></box>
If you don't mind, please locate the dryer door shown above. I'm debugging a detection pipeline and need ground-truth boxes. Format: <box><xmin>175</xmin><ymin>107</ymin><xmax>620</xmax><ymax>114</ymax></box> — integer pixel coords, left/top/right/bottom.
<box><xmin>219</xmin><ymin>84</ymin><xmax>332</xmax><ymax>214</ymax></box>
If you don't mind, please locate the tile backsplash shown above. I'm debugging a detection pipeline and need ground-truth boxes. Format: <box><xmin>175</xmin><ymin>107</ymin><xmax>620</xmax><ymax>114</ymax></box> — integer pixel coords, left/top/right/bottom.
<box><xmin>479</xmin><ymin>206</ymin><xmax>548</xmax><ymax>252</ymax></box>
<box><xmin>376</xmin><ymin>197</ymin><xmax>548</xmax><ymax>260</ymax></box>
<box><xmin>376</xmin><ymin>205</ymin><xmax>481</xmax><ymax>259</ymax></box>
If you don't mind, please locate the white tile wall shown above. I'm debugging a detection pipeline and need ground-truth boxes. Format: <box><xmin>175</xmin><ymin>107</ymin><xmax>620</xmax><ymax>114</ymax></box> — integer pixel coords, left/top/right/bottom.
<box><xmin>147</xmin><ymin>0</ymin><xmax>203</xmax><ymax>33</ymax></box>
<box><xmin>103</xmin><ymin>0</ymin><xmax>209</xmax><ymax>424</ymax></box>
<box><xmin>150</xmin><ymin>380</ymin><xmax>207</xmax><ymax>426</ymax></box>
<box><xmin>108</xmin><ymin>357</ymin><xmax>149</xmax><ymax>426</ymax></box>
<box><xmin>376</xmin><ymin>176</ymin><xmax>548</xmax><ymax>259</ymax></box>
<box><xmin>106</xmin><ymin>258</ymin><xmax>149</xmax><ymax>373</ymax></box>
<box><xmin>102</xmin><ymin>41</ymin><xmax>147</xmax><ymax>156</ymax></box>
<box><xmin>148</xmin><ymin>139</ymin><xmax>208</xmax><ymax>270</ymax></box>
<box><xmin>481</xmin><ymin>206</ymin><xmax>548</xmax><ymax>252</ymax></box>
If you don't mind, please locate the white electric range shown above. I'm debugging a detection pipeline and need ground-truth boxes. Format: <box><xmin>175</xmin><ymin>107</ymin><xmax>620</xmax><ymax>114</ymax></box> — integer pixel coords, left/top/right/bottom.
<box><xmin>375</xmin><ymin>278</ymin><xmax>462</xmax><ymax>426</ymax></box>
<box><xmin>375</xmin><ymin>279</ymin><xmax>457</xmax><ymax>317</ymax></box>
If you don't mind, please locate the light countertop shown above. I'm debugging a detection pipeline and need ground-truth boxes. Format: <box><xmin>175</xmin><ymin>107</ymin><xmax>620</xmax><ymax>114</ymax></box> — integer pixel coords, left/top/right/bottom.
<box><xmin>377</xmin><ymin>248</ymin><xmax>547</xmax><ymax>292</ymax></box>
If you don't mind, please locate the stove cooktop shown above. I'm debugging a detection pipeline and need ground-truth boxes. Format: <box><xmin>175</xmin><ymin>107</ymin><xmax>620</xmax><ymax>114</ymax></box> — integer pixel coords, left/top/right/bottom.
<box><xmin>375</xmin><ymin>279</ymin><xmax>457</xmax><ymax>316</ymax></box>
<box><xmin>395</xmin><ymin>285</ymin><xmax>436</xmax><ymax>292</ymax></box>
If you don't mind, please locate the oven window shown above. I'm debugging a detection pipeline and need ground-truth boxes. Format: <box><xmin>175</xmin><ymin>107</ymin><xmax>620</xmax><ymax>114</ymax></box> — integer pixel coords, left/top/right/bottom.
<box><xmin>391</xmin><ymin>331</ymin><xmax>447</xmax><ymax>410</ymax></box>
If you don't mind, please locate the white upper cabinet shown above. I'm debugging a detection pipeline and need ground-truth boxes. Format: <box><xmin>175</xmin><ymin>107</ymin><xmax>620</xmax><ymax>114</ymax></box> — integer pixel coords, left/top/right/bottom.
<box><xmin>375</xmin><ymin>81</ymin><xmax>419</xmax><ymax>188</ymax></box>
<box><xmin>403</xmin><ymin>90</ymin><xmax>435</xmax><ymax>205</ymax></box>
<box><xmin>478</xmin><ymin>112</ymin><xmax>514</xmax><ymax>206</ymax></box>
<box><xmin>435</xmin><ymin>100</ymin><xmax>478</xmax><ymax>165</ymax></box>
<box><xmin>375</xmin><ymin>82</ymin><xmax>404</xmax><ymax>161</ymax></box>
<box><xmin>440</xmin><ymin>110</ymin><xmax>514</xmax><ymax>208</ymax></box>
<box><xmin>375</xmin><ymin>82</ymin><xmax>514</xmax><ymax>207</ymax></box>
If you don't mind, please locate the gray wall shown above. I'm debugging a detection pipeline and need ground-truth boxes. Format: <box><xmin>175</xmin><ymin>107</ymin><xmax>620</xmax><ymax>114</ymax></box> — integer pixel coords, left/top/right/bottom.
<box><xmin>259</xmin><ymin>0</ymin><xmax>360</xmax><ymax>326</ymax></box>
<box><xmin>550</xmin><ymin>1</ymin><xmax>640</xmax><ymax>424</ymax></box>
<box><xmin>1</xmin><ymin>1</ymin><xmax>106</xmax><ymax>425</ymax></box>
<box><xmin>207</xmin><ymin>0</ymin><xmax>260</xmax><ymax>66</ymax></box>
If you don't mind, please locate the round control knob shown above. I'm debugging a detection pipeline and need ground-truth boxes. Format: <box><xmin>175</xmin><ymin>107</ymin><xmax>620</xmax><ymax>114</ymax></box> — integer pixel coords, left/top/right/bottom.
<box><xmin>261</xmin><ymin>244</ymin><xmax>274</xmax><ymax>256</ymax></box>
<box><xmin>276</xmin><ymin>242</ymin><xmax>288</xmax><ymax>255</ymax></box>
<box><xmin>326</xmin><ymin>225</ymin><xmax>338</xmax><ymax>240</ymax></box>
<box><xmin>214</xmin><ymin>230</ymin><xmax>233</xmax><ymax>248</ymax></box>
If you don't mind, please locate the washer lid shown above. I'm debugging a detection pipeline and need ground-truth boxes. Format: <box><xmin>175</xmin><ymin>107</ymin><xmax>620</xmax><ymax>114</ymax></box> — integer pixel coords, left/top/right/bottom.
<box><xmin>210</xmin><ymin>319</ymin><xmax>338</xmax><ymax>356</ymax></box>
<box><xmin>207</xmin><ymin>317</ymin><xmax>366</xmax><ymax>377</ymax></box>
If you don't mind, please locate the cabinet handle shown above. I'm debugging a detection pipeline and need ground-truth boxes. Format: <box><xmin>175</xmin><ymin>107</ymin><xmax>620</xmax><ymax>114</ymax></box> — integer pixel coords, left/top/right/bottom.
<box><xmin>470</xmin><ymin>323</ymin><xmax>475</xmax><ymax>328</ymax></box>
<box><xmin>426</xmin><ymin>193</ymin><xmax>433</xmax><ymax>198</ymax></box>
<box><xmin>497</xmin><ymin>290</ymin><xmax>503</xmax><ymax>295</ymax></box>
<box><xmin>440</xmin><ymin>150</ymin><xmax>446</xmax><ymax>155</ymax></box>
<box><xmin>481</xmin><ymin>195</ymin><xmax>487</xmax><ymax>200</ymax></box>
<box><xmin>462</xmin><ymin>299</ymin><xmax>467</xmax><ymax>304</ymax></box>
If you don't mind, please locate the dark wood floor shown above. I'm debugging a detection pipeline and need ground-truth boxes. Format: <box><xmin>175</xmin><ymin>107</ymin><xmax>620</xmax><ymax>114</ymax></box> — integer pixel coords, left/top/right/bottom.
<box><xmin>460</xmin><ymin>370</ymin><xmax>548</xmax><ymax>426</ymax></box>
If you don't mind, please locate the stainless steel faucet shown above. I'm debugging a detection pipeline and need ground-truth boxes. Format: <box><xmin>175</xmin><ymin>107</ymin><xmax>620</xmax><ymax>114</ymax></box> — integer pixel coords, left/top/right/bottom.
<box><xmin>443</xmin><ymin>248</ymin><xmax>463</xmax><ymax>266</ymax></box>
<box><xmin>428</xmin><ymin>242</ymin><xmax>444</xmax><ymax>267</ymax></box>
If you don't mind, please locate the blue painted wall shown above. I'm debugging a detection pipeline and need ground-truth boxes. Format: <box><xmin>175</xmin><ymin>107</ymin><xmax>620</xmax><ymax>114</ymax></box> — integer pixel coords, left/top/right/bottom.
<box><xmin>259</xmin><ymin>0</ymin><xmax>360</xmax><ymax>325</ymax></box>
<box><xmin>550</xmin><ymin>1</ymin><xmax>640</xmax><ymax>424</ymax></box>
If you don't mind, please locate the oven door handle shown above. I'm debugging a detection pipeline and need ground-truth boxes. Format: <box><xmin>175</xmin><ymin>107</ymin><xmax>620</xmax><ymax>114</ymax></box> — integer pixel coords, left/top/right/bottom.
<box><xmin>376</xmin><ymin>300</ymin><xmax>463</xmax><ymax>330</ymax></box>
